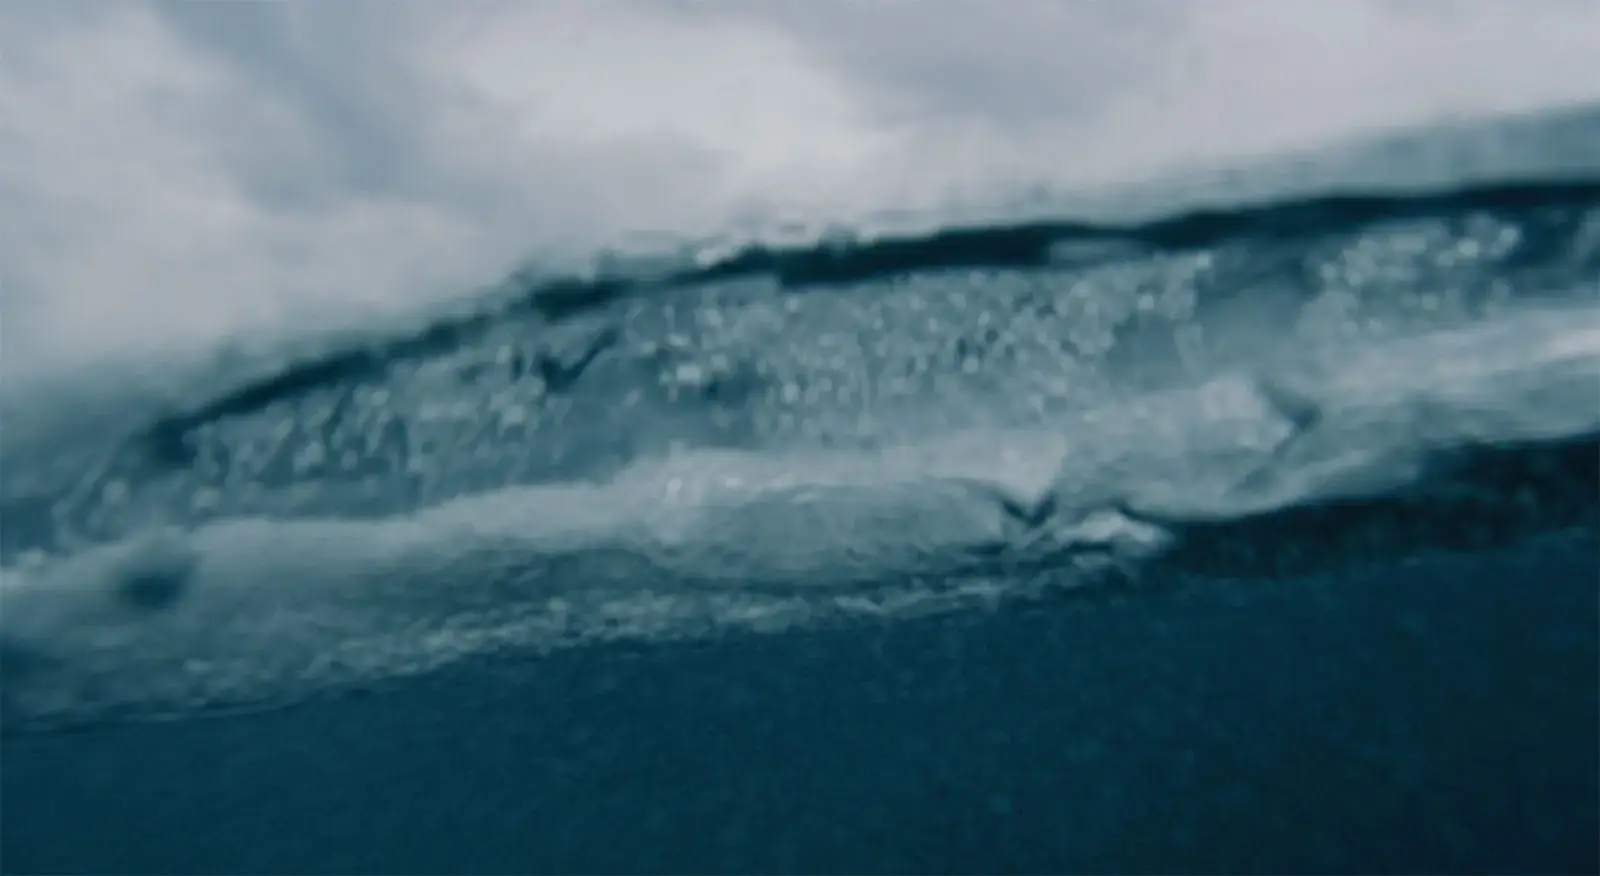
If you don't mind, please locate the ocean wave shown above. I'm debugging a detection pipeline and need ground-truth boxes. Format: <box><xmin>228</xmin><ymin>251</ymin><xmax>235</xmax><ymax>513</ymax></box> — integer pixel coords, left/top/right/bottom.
<box><xmin>2</xmin><ymin>108</ymin><xmax>1599</xmax><ymax>733</ymax></box>
<box><xmin>5</xmin><ymin>183</ymin><xmax>1595</xmax><ymax>550</ymax></box>
<box><xmin>105</xmin><ymin>178</ymin><xmax>1600</xmax><ymax>431</ymax></box>
<box><xmin>2</xmin><ymin>302</ymin><xmax>1597</xmax><ymax>733</ymax></box>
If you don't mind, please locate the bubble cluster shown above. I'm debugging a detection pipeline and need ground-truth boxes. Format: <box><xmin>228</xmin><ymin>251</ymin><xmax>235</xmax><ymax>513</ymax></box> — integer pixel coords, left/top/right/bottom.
<box><xmin>8</xmin><ymin>194</ymin><xmax>1596</xmax><ymax>557</ymax></box>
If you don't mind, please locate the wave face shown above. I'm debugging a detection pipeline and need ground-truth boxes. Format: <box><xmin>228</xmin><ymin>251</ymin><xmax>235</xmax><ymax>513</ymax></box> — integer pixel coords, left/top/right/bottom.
<box><xmin>2</xmin><ymin>107</ymin><xmax>1598</xmax><ymax>733</ymax></box>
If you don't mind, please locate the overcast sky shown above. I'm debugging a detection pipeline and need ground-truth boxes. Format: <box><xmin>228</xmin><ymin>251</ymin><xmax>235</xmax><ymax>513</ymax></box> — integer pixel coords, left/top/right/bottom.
<box><xmin>2</xmin><ymin>0</ymin><xmax>1597</xmax><ymax>372</ymax></box>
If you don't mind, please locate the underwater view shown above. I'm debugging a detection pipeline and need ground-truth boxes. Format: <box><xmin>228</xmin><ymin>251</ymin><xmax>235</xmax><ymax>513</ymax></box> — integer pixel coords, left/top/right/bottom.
<box><xmin>1</xmin><ymin>3</ymin><xmax>1597</xmax><ymax>873</ymax></box>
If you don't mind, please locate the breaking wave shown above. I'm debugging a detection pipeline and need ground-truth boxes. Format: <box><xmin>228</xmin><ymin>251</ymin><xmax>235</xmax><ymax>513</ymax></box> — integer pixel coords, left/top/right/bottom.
<box><xmin>2</xmin><ymin>106</ymin><xmax>1598</xmax><ymax>734</ymax></box>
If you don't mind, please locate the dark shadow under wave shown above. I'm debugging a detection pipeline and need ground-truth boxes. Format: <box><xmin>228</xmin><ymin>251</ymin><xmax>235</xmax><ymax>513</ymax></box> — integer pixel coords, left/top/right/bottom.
<box><xmin>677</xmin><ymin>180</ymin><xmax>1600</xmax><ymax>293</ymax></box>
<box><xmin>1142</xmin><ymin>433</ymin><xmax>1600</xmax><ymax>586</ymax></box>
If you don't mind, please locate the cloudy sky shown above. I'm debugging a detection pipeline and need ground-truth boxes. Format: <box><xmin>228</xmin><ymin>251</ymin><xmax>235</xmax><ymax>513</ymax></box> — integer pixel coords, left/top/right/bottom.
<box><xmin>2</xmin><ymin>0</ymin><xmax>1597</xmax><ymax>373</ymax></box>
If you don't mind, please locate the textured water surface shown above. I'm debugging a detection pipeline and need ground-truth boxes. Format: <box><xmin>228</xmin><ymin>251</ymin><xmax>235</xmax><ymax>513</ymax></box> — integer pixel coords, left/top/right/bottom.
<box><xmin>2</xmin><ymin>107</ymin><xmax>1598</xmax><ymax>739</ymax></box>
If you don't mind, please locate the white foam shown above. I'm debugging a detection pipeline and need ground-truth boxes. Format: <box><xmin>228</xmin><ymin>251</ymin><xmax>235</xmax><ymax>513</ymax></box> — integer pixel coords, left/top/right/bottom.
<box><xmin>4</xmin><ymin>2</ymin><xmax>1597</xmax><ymax>374</ymax></box>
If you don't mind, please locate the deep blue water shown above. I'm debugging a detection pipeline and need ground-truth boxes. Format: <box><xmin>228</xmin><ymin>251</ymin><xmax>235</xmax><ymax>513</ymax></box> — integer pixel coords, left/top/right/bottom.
<box><xmin>2</xmin><ymin>531</ymin><xmax>1595</xmax><ymax>873</ymax></box>
<box><xmin>2</xmin><ymin>105</ymin><xmax>1598</xmax><ymax>873</ymax></box>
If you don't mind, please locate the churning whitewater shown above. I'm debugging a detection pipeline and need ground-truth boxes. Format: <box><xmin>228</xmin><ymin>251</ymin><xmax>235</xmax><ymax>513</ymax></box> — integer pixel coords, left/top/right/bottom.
<box><xmin>2</xmin><ymin>107</ymin><xmax>1599</xmax><ymax>733</ymax></box>
<box><xmin>3</xmin><ymin>304</ymin><xmax>1597</xmax><ymax>732</ymax></box>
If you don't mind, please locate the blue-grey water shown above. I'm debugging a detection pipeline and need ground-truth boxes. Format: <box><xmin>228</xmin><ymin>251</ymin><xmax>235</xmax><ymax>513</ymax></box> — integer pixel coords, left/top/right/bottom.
<box><xmin>2</xmin><ymin>104</ymin><xmax>1598</xmax><ymax>873</ymax></box>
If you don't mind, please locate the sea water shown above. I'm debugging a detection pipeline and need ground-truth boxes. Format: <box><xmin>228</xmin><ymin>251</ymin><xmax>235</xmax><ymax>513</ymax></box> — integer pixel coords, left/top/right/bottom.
<box><xmin>1</xmin><ymin>100</ymin><xmax>1597</xmax><ymax>872</ymax></box>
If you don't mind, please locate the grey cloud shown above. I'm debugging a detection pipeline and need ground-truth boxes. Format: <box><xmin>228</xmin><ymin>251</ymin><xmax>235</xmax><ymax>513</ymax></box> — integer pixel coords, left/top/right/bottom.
<box><xmin>721</xmin><ymin>1</ymin><xmax>1182</xmax><ymax>132</ymax></box>
<box><xmin>153</xmin><ymin>3</ymin><xmax>450</xmax><ymax>209</ymax></box>
<box><xmin>140</xmin><ymin>1</ymin><xmax>733</xmax><ymax>236</ymax></box>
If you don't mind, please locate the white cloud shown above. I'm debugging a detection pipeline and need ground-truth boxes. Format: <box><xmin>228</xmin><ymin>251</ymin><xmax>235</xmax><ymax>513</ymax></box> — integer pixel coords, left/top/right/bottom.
<box><xmin>1</xmin><ymin>0</ymin><xmax>1596</xmax><ymax>374</ymax></box>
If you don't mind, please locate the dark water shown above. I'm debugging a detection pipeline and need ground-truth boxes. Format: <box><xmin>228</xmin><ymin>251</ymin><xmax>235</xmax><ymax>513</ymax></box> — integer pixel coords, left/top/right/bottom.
<box><xmin>2</xmin><ymin>106</ymin><xmax>1598</xmax><ymax>873</ymax></box>
<box><xmin>2</xmin><ymin>532</ymin><xmax>1595</xmax><ymax>873</ymax></box>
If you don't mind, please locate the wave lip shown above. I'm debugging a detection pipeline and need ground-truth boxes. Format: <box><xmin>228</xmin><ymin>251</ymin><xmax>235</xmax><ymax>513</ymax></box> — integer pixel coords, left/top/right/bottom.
<box><xmin>5</xmin><ymin>161</ymin><xmax>1597</xmax><ymax>566</ymax></box>
<box><xmin>116</xmin><ymin>176</ymin><xmax>1600</xmax><ymax>445</ymax></box>
<box><xmin>3</xmin><ymin>306</ymin><xmax>1597</xmax><ymax>734</ymax></box>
